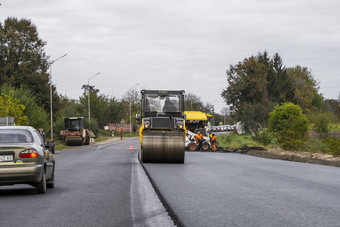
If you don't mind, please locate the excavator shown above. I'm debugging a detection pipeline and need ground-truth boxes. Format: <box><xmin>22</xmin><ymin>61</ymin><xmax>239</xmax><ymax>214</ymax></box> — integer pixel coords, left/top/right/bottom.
<box><xmin>136</xmin><ymin>90</ymin><xmax>186</xmax><ymax>163</ymax></box>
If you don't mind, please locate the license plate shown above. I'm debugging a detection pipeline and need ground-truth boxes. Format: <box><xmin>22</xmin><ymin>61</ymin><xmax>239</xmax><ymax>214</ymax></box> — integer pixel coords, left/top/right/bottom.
<box><xmin>0</xmin><ymin>155</ymin><xmax>14</xmax><ymax>162</ymax></box>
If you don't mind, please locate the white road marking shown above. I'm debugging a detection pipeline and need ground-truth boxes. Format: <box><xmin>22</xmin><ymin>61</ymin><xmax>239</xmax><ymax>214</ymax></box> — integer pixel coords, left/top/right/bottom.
<box><xmin>130</xmin><ymin>152</ymin><xmax>174</xmax><ymax>227</ymax></box>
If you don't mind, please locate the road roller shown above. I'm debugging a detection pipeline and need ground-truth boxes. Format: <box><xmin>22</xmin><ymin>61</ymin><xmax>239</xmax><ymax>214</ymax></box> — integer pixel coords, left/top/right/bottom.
<box><xmin>136</xmin><ymin>90</ymin><xmax>186</xmax><ymax>163</ymax></box>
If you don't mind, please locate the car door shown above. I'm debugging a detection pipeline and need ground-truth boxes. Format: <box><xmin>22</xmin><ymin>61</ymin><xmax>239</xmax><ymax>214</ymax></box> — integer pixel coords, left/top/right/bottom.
<box><xmin>33</xmin><ymin>130</ymin><xmax>54</xmax><ymax>179</ymax></box>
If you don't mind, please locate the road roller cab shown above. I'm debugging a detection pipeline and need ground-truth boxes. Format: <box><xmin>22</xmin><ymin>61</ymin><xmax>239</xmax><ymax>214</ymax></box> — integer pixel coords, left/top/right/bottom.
<box><xmin>137</xmin><ymin>90</ymin><xmax>186</xmax><ymax>163</ymax></box>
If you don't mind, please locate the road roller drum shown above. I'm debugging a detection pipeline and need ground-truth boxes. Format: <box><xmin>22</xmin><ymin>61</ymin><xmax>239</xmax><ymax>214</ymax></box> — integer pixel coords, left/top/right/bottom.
<box><xmin>142</xmin><ymin>132</ymin><xmax>185</xmax><ymax>163</ymax></box>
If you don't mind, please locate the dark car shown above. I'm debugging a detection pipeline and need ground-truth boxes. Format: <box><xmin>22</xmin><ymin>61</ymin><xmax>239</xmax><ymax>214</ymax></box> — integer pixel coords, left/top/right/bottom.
<box><xmin>0</xmin><ymin>126</ymin><xmax>55</xmax><ymax>193</ymax></box>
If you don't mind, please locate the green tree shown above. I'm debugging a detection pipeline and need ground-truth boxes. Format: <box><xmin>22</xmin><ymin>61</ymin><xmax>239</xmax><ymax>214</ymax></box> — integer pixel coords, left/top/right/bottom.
<box><xmin>0</xmin><ymin>90</ymin><xmax>29</xmax><ymax>125</ymax></box>
<box><xmin>0</xmin><ymin>17</ymin><xmax>59</xmax><ymax>111</ymax></box>
<box><xmin>221</xmin><ymin>54</ymin><xmax>269</xmax><ymax>130</ymax></box>
<box><xmin>222</xmin><ymin>51</ymin><xmax>324</xmax><ymax>131</ymax></box>
<box><xmin>287</xmin><ymin>66</ymin><xmax>323</xmax><ymax>113</ymax></box>
<box><xmin>1</xmin><ymin>85</ymin><xmax>49</xmax><ymax>130</ymax></box>
<box><xmin>268</xmin><ymin>102</ymin><xmax>309</xmax><ymax>150</ymax></box>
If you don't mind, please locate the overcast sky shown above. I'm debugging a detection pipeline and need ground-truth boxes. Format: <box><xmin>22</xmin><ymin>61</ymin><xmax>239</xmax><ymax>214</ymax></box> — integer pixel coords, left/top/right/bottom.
<box><xmin>1</xmin><ymin>0</ymin><xmax>339</xmax><ymax>114</ymax></box>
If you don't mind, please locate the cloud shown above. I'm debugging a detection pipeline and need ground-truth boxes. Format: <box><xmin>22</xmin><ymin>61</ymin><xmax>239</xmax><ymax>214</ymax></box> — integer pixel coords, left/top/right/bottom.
<box><xmin>1</xmin><ymin>0</ymin><xmax>340</xmax><ymax>113</ymax></box>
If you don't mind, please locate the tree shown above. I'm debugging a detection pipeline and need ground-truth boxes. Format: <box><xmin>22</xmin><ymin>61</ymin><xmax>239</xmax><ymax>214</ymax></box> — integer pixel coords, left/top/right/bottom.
<box><xmin>268</xmin><ymin>102</ymin><xmax>309</xmax><ymax>150</ymax></box>
<box><xmin>258</xmin><ymin>52</ymin><xmax>295</xmax><ymax>103</ymax></box>
<box><xmin>287</xmin><ymin>66</ymin><xmax>323</xmax><ymax>113</ymax></box>
<box><xmin>221</xmin><ymin>54</ymin><xmax>269</xmax><ymax>130</ymax></box>
<box><xmin>184</xmin><ymin>92</ymin><xmax>205</xmax><ymax>111</ymax></box>
<box><xmin>0</xmin><ymin>90</ymin><xmax>29</xmax><ymax>125</ymax></box>
<box><xmin>1</xmin><ymin>85</ymin><xmax>49</xmax><ymax>131</ymax></box>
<box><xmin>222</xmin><ymin>51</ymin><xmax>324</xmax><ymax>130</ymax></box>
<box><xmin>0</xmin><ymin>17</ymin><xmax>58</xmax><ymax>111</ymax></box>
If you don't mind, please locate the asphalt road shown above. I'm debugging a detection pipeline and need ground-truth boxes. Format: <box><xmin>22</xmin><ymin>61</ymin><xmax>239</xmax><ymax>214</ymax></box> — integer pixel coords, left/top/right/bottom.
<box><xmin>0</xmin><ymin>138</ymin><xmax>173</xmax><ymax>227</ymax></box>
<box><xmin>2</xmin><ymin>137</ymin><xmax>340</xmax><ymax>227</ymax></box>
<box><xmin>143</xmin><ymin>151</ymin><xmax>340</xmax><ymax>227</ymax></box>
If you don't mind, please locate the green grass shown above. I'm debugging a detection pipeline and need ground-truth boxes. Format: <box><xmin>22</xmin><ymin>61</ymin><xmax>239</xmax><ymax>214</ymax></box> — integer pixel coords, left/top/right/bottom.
<box><xmin>329</xmin><ymin>124</ymin><xmax>340</xmax><ymax>132</ymax></box>
<box><xmin>217</xmin><ymin>133</ymin><xmax>339</xmax><ymax>156</ymax></box>
<box><xmin>301</xmin><ymin>138</ymin><xmax>328</xmax><ymax>153</ymax></box>
<box><xmin>217</xmin><ymin>134</ymin><xmax>277</xmax><ymax>149</ymax></box>
<box><xmin>54</xmin><ymin>140</ymin><xmax>69</xmax><ymax>150</ymax></box>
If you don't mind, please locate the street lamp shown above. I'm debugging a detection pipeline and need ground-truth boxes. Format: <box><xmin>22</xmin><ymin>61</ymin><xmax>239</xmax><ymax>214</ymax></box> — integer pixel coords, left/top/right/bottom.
<box><xmin>49</xmin><ymin>53</ymin><xmax>67</xmax><ymax>140</ymax></box>
<box><xmin>87</xmin><ymin>72</ymin><xmax>100</xmax><ymax>124</ymax></box>
<box><xmin>128</xmin><ymin>83</ymin><xmax>139</xmax><ymax>135</ymax></box>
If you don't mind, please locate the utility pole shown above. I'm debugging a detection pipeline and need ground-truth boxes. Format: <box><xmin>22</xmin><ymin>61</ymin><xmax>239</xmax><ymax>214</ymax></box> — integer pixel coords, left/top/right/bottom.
<box><xmin>49</xmin><ymin>53</ymin><xmax>67</xmax><ymax>140</ymax></box>
<box><xmin>87</xmin><ymin>72</ymin><xmax>100</xmax><ymax>124</ymax></box>
<box><xmin>128</xmin><ymin>83</ymin><xmax>140</xmax><ymax>135</ymax></box>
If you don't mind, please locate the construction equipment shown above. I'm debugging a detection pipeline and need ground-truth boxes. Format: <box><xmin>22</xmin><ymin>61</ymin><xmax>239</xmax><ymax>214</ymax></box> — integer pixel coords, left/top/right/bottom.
<box><xmin>137</xmin><ymin>90</ymin><xmax>186</xmax><ymax>163</ymax></box>
<box><xmin>186</xmin><ymin>129</ymin><xmax>211</xmax><ymax>151</ymax></box>
<box><xmin>60</xmin><ymin>117</ymin><xmax>94</xmax><ymax>145</ymax></box>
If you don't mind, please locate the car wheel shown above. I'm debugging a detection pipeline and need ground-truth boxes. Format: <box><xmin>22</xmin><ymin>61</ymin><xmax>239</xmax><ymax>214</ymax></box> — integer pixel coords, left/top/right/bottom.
<box><xmin>36</xmin><ymin>172</ymin><xmax>47</xmax><ymax>194</ymax></box>
<box><xmin>47</xmin><ymin>170</ymin><xmax>55</xmax><ymax>189</ymax></box>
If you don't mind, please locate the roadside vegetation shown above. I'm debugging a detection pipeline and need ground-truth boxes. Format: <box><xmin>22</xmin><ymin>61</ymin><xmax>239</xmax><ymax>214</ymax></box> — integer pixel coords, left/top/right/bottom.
<box><xmin>1</xmin><ymin>17</ymin><xmax>339</xmax><ymax>155</ymax></box>
<box><xmin>218</xmin><ymin>124</ymin><xmax>340</xmax><ymax>156</ymax></box>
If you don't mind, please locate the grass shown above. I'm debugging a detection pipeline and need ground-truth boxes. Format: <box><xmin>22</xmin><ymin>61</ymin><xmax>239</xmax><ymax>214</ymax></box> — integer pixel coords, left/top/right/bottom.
<box><xmin>217</xmin><ymin>132</ymin><xmax>339</xmax><ymax>156</ymax></box>
<box><xmin>301</xmin><ymin>138</ymin><xmax>328</xmax><ymax>153</ymax></box>
<box><xmin>54</xmin><ymin>140</ymin><xmax>69</xmax><ymax>150</ymax></box>
<box><xmin>329</xmin><ymin>123</ymin><xmax>340</xmax><ymax>132</ymax></box>
<box><xmin>217</xmin><ymin>134</ymin><xmax>277</xmax><ymax>149</ymax></box>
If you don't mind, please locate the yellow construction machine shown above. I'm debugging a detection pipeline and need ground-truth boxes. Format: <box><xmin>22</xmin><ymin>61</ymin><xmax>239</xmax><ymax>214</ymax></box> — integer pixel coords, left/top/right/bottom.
<box><xmin>136</xmin><ymin>90</ymin><xmax>186</xmax><ymax>163</ymax></box>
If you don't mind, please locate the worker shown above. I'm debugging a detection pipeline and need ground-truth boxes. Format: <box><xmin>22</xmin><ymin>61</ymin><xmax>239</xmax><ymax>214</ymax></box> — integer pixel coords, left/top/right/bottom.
<box><xmin>163</xmin><ymin>97</ymin><xmax>177</xmax><ymax>112</ymax></box>
<box><xmin>208</xmin><ymin>131</ymin><xmax>212</xmax><ymax>143</ymax></box>
<box><xmin>195</xmin><ymin>132</ymin><xmax>204</xmax><ymax>151</ymax></box>
<box><xmin>119</xmin><ymin>127</ymin><xmax>124</xmax><ymax>140</ymax></box>
<box><xmin>211</xmin><ymin>133</ymin><xmax>217</xmax><ymax>151</ymax></box>
<box><xmin>38</xmin><ymin>128</ymin><xmax>45</xmax><ymax>142</ymax></box>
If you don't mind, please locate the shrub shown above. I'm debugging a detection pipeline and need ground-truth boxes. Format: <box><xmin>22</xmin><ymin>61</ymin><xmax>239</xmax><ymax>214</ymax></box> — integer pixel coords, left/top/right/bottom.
<box><xmin>324</xmin><ymin>137</ymin><xmax>340</xmax><ymax>156</ymax></box>
<box><xmin>313</xmin><ymin>113</ymin><xmax>329</xmax><ymax>137</ymax></box>
<box><xmin>268</xmin><ymin>102</ymin><xmax>309</xmax><ymax>150</ymax></box>
<box><xmin>255</xmin><ymin>129</ymin><xmax>273</xmax><ymax>145</ymax></box>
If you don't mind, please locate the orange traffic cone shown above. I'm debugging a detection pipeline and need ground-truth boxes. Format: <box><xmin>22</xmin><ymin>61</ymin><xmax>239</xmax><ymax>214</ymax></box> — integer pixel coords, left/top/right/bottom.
<box><xmin>129</xmin><ymin>145</ymin><xmax>133</xmax><ymax>151</ymax></box>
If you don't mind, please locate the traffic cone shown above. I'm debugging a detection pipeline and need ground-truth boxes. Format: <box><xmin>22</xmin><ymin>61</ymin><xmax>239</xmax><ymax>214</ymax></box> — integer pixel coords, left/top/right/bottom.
<box><xmin>129</xmin><ymin>145</ymin><xmax>133</xmax><ymax>151</ymax></box>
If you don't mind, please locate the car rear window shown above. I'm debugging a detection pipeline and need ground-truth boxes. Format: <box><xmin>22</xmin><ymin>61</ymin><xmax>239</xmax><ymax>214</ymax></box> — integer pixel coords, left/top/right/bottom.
<box><xmin>0</xmin><ymin>129</ymin><xmax>34</xmax><ymax>143</ymax></box>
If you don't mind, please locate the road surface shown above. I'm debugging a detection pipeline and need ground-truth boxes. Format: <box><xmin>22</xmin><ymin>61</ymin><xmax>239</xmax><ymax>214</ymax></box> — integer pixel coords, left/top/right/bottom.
<box><xmin>0</xmin><ymin>138</ymin><xmax>173</xmax><ymax>227</ymax></box>
<box><xmin>1</xmin><ymin>137</ymin><xmax>339</xmax><ymax>227</ymax></box>
<box><xmin>143</xmin><ymin>151</ymin><xmax>340</xmax><ymax>226</ymax></box>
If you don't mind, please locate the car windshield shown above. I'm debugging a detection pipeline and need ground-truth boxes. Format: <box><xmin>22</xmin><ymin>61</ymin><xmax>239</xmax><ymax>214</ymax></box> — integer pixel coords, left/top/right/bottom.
<box><xmin>145</xmin><ymin>94</ymin><xmax>180</xmax><ymax>113</ymax></box>
<box><xmin>0</xmin><ymin>129</ymin><xmax>34</xmax><ymax>143</ymax></box>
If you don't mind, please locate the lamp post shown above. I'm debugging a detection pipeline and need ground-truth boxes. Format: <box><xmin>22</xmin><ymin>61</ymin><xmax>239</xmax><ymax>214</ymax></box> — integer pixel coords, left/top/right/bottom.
<box><xmin>87</xmin><ymin>72</ymin><xmax>100</xmax><ymax>124</ymax></box>
<box><xmin>128</xmin><ymin>83</ymin><xmax>139</xmax><ymax>135</ymax></box>
<box><xmin>49</xmin><ymin>53</ymin><xmax>67</xmax><ymax>140</ymax></box>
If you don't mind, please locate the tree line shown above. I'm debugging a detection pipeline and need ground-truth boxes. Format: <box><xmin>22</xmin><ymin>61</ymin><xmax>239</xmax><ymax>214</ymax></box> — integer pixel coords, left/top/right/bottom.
<box><xmin>221</xmin><ymin>51</ymin><xmax>340</xmax><ymax>132</ymax></box>
<box><xmin>0</xmin><ymin>17</ymin><xmax>220</xmax><ymax>138</ymax></box>
<box><xmin>2</xmin><ymin>17</ymin><xmax>339</xmax><ymax>142</ymax></box>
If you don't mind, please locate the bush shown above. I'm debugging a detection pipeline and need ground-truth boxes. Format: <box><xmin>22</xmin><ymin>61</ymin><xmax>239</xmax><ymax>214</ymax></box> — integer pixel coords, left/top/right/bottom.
<box><xmin>255</xmin><ymin>129</ymin><xmax>273</xmax><ymax>145</ymax></box>
<box><xmin>83</xmin><ymin>118</ymin><xmax>99</xmax><ymax>136</ymax></box>
<box><xmin>324</xmin><ymin>137</ymin><xmax>340</xmax><ymax>156</ymax></box>
<box><xmin>268</xmin><ymin>102</ymin><xmax>309</xmax><ymax>150</ymax></box>
<box><xmin>313</xmin><ymin>113</ymin><xmax>329</xmax><ymax>137</ymax></box>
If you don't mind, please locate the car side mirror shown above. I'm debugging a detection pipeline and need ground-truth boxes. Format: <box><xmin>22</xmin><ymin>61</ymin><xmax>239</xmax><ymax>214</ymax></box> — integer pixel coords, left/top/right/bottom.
<box><xmin>135</xmin><ymin>114</ymin><xmax>140</xmax><ymax>121</ymax></box>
